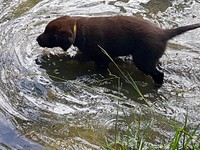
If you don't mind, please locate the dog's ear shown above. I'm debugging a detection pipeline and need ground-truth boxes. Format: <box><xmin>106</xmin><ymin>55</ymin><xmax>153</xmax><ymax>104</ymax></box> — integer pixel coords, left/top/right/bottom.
<box><xmin>58</xmin><ymin>27</ymin><xmax>74</xmax><ymax>44</ymax></box>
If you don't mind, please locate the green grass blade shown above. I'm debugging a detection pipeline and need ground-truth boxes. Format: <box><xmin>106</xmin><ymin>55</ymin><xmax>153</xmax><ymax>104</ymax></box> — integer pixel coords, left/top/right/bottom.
<box><xmin>98</xmin><ymin>45</ymin><xmax>149</xmax><ymax>105</ymax></box>
<box><xmin>184</xmin><ymin>123</ymin><xmax>200</xmax><ymax>148</ymax></box>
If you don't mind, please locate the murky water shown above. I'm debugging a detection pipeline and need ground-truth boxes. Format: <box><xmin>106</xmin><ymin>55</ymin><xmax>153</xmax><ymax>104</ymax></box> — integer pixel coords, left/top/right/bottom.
<box><xmin>0</xmin><ymin>0</ymin><xmax>200</xmax><ymax>149</ymax></box>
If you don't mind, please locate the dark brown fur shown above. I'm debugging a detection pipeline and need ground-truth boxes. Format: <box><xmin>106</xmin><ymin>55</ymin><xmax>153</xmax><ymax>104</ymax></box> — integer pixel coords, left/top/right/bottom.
<box><xmin>36</xmin><ymin>16</ymin><xmax>200</xmax><ymax>86</ymax></box>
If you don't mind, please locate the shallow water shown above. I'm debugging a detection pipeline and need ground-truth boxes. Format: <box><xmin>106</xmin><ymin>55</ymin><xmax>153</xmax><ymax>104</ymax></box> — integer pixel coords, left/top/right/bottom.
<box><xmin>0</xmin><ymin>0</ymin><xmax>200</xmax><ymax>149</ymax></box>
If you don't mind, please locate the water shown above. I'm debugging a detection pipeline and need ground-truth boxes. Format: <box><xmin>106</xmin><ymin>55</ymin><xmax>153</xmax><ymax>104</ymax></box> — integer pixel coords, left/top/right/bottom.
<box><xmin>0</xmin><ymin>0</ymin><xmax>200</xmax><ymax>149</ymax></box>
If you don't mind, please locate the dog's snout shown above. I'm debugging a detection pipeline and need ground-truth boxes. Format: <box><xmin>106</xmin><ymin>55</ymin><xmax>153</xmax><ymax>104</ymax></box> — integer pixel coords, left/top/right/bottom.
<box><xmin>36</xmin><ymin>34</ymin><xmax>46</xmax><ymax>47</ymax></box>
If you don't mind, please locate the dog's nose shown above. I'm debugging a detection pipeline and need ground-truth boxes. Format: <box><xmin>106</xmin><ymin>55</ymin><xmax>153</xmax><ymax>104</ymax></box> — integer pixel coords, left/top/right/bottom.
<box><xmin>36</xmin><ymin>35</ymin><xmax>44</xmax><ymax>47</ymax></box>
<box><xmin>36</xmin><ymin>34</ymin><xmax>49</xmax><ymax>48</ymax></box>
<box><xmin>36</xmin><ymin>35</ymin><xmax>43</xmax><ymax>47</ymax></box>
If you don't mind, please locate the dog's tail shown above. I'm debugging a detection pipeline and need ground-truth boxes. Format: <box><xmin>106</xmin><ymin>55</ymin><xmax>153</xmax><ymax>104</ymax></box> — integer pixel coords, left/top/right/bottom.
<box><xmin>164</xmin><ymin>23</ymin><xmax>200</xmax><ymax>40</ymax></box>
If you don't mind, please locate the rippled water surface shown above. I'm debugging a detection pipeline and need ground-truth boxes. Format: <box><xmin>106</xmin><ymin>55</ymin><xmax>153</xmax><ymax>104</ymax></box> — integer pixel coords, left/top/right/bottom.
<box><xmin>0</xmin><ymin>0</ymin><xmax>200</xmax><ymax>149</ymax></box>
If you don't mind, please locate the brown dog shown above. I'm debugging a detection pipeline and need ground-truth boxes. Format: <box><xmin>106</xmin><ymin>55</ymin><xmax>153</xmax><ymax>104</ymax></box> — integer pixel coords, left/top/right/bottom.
<box><xmin>36</xmin><ymin>16</ymin><xmax>200</xmax><ymax>86</ymax></box>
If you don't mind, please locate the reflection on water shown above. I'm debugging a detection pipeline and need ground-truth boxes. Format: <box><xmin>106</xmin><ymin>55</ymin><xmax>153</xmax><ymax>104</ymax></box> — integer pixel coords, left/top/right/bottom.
<box><xmin>0</xmin><ymin>0</ymin><xmax>200</xmax><ymax>149</ymax></box>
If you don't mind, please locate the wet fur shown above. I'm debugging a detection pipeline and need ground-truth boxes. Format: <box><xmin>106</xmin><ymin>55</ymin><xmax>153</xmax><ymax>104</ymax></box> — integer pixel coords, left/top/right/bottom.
<box><xmin>37</xmin><ymin>16</ymin><xmax>200</xmax><ymax>86</ymax></box>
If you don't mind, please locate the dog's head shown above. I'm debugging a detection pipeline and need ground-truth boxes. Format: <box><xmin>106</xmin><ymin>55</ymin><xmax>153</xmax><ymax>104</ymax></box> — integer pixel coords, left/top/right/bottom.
<box><xmin>36</xmin><ymin>16</ymin><xmax>76</xmax><ymax>51</ymax></box>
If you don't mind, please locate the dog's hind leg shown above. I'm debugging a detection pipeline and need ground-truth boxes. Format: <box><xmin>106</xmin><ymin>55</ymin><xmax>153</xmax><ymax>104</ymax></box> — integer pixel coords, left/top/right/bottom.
<box><xmin>132</xmin><ymin>49</ymin><xmax>164</xmax><ymax>86</ymax></box>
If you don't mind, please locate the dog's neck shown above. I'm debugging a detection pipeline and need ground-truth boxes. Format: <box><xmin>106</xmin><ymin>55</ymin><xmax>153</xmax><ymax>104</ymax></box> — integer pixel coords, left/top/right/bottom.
<box><xmin>73</xmin><ymin>20</ymin><xmax>77</xmax><ymax>44</ymax></box>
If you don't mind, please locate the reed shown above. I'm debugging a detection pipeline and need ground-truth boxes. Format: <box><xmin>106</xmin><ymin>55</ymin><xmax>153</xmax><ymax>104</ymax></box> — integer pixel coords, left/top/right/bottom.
<box><xmin>98</xmin><ymin>45</ymin><xmax>149</xmax><ymax>105</ymax></box>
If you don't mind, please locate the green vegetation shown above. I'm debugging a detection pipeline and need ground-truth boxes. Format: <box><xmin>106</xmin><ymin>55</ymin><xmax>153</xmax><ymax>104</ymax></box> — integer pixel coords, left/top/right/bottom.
<box><xmin>98</xmin><ymin>45</ymin><xmax>200</xmax><ymax>150</ymax></box>
<box><xmin>98</xmin><ymin>45</ymin><xmax>148</xmax><ymax>105</ymax></box>
<box><xmin>105</xmin><ymin>113</ymin><xmax>200</xmax><ymax>150</ymax></box>
<box><xmin>170</xmin><ymin>114</ymin><xmax>200</xmax><ymax>150</ymax></box>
